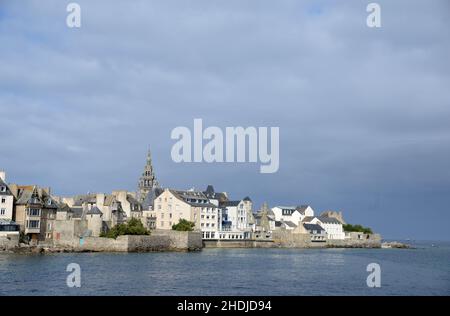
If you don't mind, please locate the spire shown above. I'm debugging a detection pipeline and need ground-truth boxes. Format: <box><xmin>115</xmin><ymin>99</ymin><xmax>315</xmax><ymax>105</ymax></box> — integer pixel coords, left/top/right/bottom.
<box><xmin>137</xmin><ymin>149</ymin><xmax>160</xmax><ymax>203</ymax></box>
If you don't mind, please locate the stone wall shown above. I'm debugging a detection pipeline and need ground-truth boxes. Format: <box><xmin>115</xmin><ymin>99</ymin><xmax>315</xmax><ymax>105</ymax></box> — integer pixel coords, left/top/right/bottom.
<box><xmin>53</xmin><ymin>230</ymin><xmax>202</xmax><ymax>252</ymax></box>
<box><xmin>327</xmin><ymin>233</ymin><xmax>382</xmax><ymax>248</ymax></box>
<box><xmin>272</xmin><ymin>230</ymin><xmax>326</xmax><ymax>248</ymax></box>
<box><xmin>0</xmin><ymin>234</ymin><xmax>19</xmax><ymax>250</ymax></box>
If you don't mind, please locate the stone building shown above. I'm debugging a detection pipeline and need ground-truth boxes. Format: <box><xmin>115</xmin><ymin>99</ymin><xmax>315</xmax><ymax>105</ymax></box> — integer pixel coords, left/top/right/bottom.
<box><xmin>11</xmin><ymin>185</ymin><xmax>58</xmax><ymax>243</ymax></box>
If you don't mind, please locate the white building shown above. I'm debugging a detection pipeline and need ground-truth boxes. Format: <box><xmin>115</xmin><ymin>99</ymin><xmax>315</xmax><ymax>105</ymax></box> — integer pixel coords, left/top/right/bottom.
<box><xmin>0</xmin><ymin>171</ymin><xmax>14</xmax><ymax>221</ymax></box>
<box><xmin>272</xmin><ymin>205</ymin><xmax>314</xmax><ymax>228</ymax></box>
<box><xmin>219</xmin><ymin>197</ymin><xmax>253</xmax><ymax>239</ymax></box>
<box><xmin>303</xmin><ymin>216</ymin><xmax>345</xmax><ymax>240</ymax></box>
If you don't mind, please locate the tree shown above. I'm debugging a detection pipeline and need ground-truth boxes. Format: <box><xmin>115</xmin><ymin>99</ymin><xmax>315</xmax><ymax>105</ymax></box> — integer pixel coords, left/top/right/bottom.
<box><xmin>343</xmin><ymin>224</ymin><xmax>373</xmax><ymax>234</ymax></box>
<box><xmin>172</xmin><ymin>219</ymin><xmax>195</xmax><ymax>232</ymax></box>
<box><xmin>100</xmin><ymin>218</ymin><xmax>150</xmax><ymax>239</ymax></box>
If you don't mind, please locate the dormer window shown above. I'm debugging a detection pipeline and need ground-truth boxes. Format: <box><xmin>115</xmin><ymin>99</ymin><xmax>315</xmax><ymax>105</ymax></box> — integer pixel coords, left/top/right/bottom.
<box><xmin>0</xmin><ymin>187</ymin><xmax>5</xmax><ymax>193</ymax></box>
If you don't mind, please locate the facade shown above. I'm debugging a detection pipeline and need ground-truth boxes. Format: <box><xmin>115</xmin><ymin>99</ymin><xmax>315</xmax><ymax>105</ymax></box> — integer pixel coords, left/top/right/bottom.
<box><xmin>12</xmin><ymin>186</ymin><xmax>58</xmax><ymax>243</ymax></box>
<box><xmin>219</xmin><ymin>197</ymin><xmax>253</xmax><ymax>236</ymax></box>
<box><xmin>0</xmin><ymin>171</ymin><xmax>14</xmax><ymax>221</ymax></box>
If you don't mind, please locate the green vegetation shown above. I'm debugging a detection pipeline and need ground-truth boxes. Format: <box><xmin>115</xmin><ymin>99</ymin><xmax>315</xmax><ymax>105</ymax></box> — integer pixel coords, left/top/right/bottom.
<box><xmin>343</xmin><ymin>224</ymin><xmax>373</xmax><ymax>234</ymax></box>
<box><xmin>172</xmin><ymin>219</ymin><xmax>195</xmax><ymax>232</ymax></box>
<box><xmin>100</xmin><ymin>218</ymin><xmax>150</xmax><ymax>239</ymax></box>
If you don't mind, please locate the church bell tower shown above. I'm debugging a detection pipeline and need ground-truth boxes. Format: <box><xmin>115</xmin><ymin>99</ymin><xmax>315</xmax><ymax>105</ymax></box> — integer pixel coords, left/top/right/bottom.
<box><xmin>138</xmin><ymin>150</ymin><xmax>160</xmax><ymax>203</ymax></box>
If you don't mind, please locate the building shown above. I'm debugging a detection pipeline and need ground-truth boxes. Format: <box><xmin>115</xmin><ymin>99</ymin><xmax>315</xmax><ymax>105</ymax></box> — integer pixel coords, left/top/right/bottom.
<box><xmin>0</xmin><ymin>219</ymin><xmax>20</xmax><ymax>237</ymax></box>
<box><xmin>137</xmin><ymin>150</ymin><xmax>160</xmax><ymax>203</ymax></box>
<box><xmin>219</xmin><ymin>197</ymin><xmax>253</xmax><ymax>236</ymax></box>
<box><xmin>12</xmin><ymin>185</ymin><xmax>58</xmax><ymax>243</ymax></box>
<box><xmin>253</xmin><ymin>202</ymin><xmax>276</xmax><ymax>238</ymax></box>
<box><xmin>320</xmin><ymin>210</ymin><xmax>346</xmax><ymax>224</ymax></box>
<box><xmin>303</xmin><ymin>223</ymin><xmax>327</xmax><ymax>242</ymax></box>
<box><xmin>303</xmin><ymin>216</ymin><xmax>345</xmax><ymax>240</ymax></box>
<box><xmin>112</xmin><ymin>190</ymin><xmax>143</xmax><ymax>219</ymax></box>
<box><xmin>0</xmin><ymin>171</ymin><xmax>14</xmax><ymax>221</ymax></box>
<box><xmin>66</xmin><ymin>193</ymin><xmax>126</xmax><ymax>229</ymax></box>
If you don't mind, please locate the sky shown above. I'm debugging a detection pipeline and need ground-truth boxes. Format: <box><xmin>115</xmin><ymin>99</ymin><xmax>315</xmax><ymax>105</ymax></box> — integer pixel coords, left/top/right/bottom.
<box><xmin>0</xmin><ymin>0</ymin><xmax>449</xmax><ymax>241</ymax></box>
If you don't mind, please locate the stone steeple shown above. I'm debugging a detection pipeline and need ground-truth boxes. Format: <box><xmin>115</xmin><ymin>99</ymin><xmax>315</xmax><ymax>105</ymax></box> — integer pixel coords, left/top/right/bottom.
<box><xmin>137</xmin><ymin>150</ymin><xmax>160</xmax><ymax>203</ymax></box>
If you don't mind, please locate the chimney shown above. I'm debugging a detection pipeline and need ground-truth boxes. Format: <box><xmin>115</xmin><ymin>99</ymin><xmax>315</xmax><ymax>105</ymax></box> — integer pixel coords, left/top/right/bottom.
<box><xmin>0</xmin><ymin>171</ymin><xmax>5</xmax><ymax>182</ymax></box>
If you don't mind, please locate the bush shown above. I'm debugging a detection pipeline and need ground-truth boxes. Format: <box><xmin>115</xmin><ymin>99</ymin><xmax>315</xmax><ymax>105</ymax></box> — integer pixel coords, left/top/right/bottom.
<box><xmin>100</xmin><ymin>218</ymin><xmax>150</xmax><ymax>239</ymax></box>
<box><xmin>172</xmin><ymin>219</ymin><xmax>195</xmax><ymax>232</ymax></box>
<box><xmin>343</xmin><ymin>224</ymin><xmax>373</xmax><ymax>234</ymax></box>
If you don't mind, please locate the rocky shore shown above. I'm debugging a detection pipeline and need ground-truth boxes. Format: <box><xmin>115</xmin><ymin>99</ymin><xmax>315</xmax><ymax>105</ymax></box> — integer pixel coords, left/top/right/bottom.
<box><xmin>381</xmin><ymin>241</ymin><xmax>412</xmax><ymax>249</ymax></box>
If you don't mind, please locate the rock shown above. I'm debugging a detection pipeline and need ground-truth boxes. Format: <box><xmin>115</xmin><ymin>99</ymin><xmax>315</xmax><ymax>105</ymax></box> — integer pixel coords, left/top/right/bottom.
<box><xmin>382</xmin><ymin>241</ymin><xmax>411</xmax><ymax>249</ymax></box>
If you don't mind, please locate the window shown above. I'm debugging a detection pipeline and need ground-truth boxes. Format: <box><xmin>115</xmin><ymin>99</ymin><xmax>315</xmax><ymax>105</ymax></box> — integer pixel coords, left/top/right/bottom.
<box><xmin>1</xmin><ymin>198</ymin><xmax>5</xmax><ymax>204</ymax></box>
<box><xmin>0</xmin><ymin>208</ymin><xmax>5</xmax><ymax>215</ymax></box>
<box><xmin>160</xmin><ymin>221</ymin><xmax>164</xmax><ymax>227</ymax></box>
<box><xmin>27</xmin><ymin>220</ymin><xmax>40</xmax><ymax>228</ymax></box>
<box><xmin>28</xmin><ymin>208</ymin><xmax>41</xmax><ymax>216</ymax></box>
<box><xmin>0</xmin><ymin>187</ymin><xmax>5</xmax><ymax>193</ymax></box>
<box><xmin>161</xmin><ymin>213</ymin><xmax>164</xmax><ymax>219</ymax></box>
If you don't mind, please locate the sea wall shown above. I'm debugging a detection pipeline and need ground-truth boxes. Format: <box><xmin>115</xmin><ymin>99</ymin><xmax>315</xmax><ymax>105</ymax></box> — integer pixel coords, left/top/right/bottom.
<box><xmin>327</xmin><ymin>233</ymin><xmax>382</xmax><ymax>248</ymax></box>
<box><xmin>272</xmin><ymin>230</ymin><xmax>326</xmax><ymax>248</ymax></box>
<box><xmin>0</xmin><ymin>233</ymin><xmax>19</xmax><ymax>250</ymax></box>
<box><xmin>53</xmin><ymin>230</ymin><xmax>202</xmax><ymax>252</ymax></box>
<box><xmin>203</xmin><ymin>239</ymin><xmax>274</xmax><ymax>248</ymax></box>
<box><xmin>203</xmin><ymin>231</ymin><xmax>381</xmax><ymax>249</ymax></box>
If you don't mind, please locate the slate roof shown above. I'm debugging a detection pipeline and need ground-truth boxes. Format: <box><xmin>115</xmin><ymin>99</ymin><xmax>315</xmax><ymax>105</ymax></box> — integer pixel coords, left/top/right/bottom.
<box><xmin>302</xmin><ymin>216</ymin><xmax>316</xmax><ymax>223</ymax></box>
<box><xmin>142</xmin><ymin>187</ymin><xmax>164</xmax><ymax>209</ymax></box>
<box><xmin>71</xmin><ymin>207</ymin><xmax>84</xmax><ymax>219</ymax></box>
<box><xmin>303</xmin><ymin>223</ymin><xmax>325</xmax><ymax>233</ymax></box>
<box><xmin>86</xmin><ymin>206</ymin><xmax>103</xmax><ymax>215</ymax></box>
<box><xmin>203</xmin><ymin>185</ymin><xmax>229</xmax><ymax>202</ymax></box>
<box><xmin>284</xmin><ymin>221</ymin><xmax>297</xmax><ymax>228</ymax></box>
<box><xmin>73</xmin><ymin>194</ymin><xmax>96</xmax><ymax>206</ymax></box>
<box><xmin>57</xmin><ymin>203</ymin><xmax>73</xmax><ymax>213</ymax></box>
<box><xmin>220</xmin><ymin>200</ymin><xmax>241</xmax><ymax>207</ymax></box>
<box><xmin>296</xmin><ymin>205</ymin><xmax>311</xmax><ymax>215</ymax></box>
<box><xmin>127</xmin><ymin>194</ymin><xmax>141</xmax><ymax>207</ymax></box>
<box><xmin>317</xmin><ymin>216</ymin><xmax>342</xmax><ymax>224</ymax></box>
<box><xmin>16</xmin><ymin>187</ymin><xmax>43</xmax><ymax>206</ymax></box>
<box><xmin>170</xmin><ymin>190</ymin><xmax>217</xmax><ymax>208</ymax></box>
<box><xmin>0</xmin><ymin>178</ymin><xmax>13</xmax><ymax>196</ymax></box>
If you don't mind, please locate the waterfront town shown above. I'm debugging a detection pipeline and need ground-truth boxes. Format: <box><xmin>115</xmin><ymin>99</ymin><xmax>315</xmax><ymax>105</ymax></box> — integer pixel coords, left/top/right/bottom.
<box><xmin>0</xmin><ymin>150</ymin><xmax>381</xmax><ymax>252</ymax></box>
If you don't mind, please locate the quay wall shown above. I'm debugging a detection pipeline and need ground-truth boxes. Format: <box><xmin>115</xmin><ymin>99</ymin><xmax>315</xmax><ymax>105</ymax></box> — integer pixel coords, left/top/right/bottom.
<box><xmin>53</xmin><ymin>230</ymin><xmax>202</xmax><ymax>252</ymax></box>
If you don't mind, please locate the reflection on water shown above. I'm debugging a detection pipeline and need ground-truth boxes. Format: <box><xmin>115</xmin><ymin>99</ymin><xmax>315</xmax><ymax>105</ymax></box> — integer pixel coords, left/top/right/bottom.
<box><xmin>0</xmin><ymin>242</ymin><xmax>449</xmax><ymax>296</ymax></box>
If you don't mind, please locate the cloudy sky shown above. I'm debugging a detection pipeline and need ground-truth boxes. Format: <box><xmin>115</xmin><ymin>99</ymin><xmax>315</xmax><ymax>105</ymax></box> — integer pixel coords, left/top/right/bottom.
<box><xmin>0</xmin><ymin>0</ymin><xmax>449</xmax><ymax>240</ymax></box>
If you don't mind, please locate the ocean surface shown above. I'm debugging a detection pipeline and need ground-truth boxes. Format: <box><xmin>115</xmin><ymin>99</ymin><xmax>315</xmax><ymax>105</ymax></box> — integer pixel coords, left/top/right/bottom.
<box><xmin>1</xmin><ymin>240</ymin><xmax>449</xmax><ymax>296</ymax></box>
